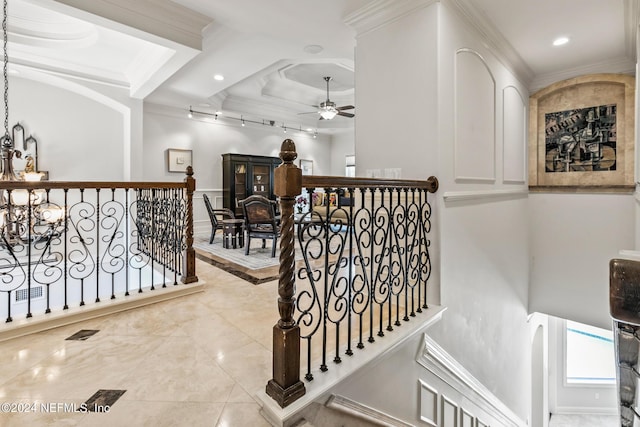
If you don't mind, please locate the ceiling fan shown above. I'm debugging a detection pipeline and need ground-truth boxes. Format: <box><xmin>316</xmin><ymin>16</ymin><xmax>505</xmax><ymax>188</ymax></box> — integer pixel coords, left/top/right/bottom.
<box><xmin>299</xmin><ymin>76</ymin><xmax>355</xmax><ymax>120</ymax></box>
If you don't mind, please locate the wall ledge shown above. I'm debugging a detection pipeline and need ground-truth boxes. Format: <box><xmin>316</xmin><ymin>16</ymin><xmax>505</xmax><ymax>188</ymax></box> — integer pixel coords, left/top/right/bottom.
<box><xmin>443</xmin><ymin>188</ymin><xmax>528</xmax><ymax>203</ymax></box>
<box><xmin>529</xmin><ymin>185</ymin><xmax>635</xmax><ymax>194</ymax></box>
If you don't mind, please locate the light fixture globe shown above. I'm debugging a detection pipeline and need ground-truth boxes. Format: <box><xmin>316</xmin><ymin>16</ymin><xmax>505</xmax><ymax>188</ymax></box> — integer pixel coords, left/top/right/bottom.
<box><xmin>319</xmin><ymin>100</ymin><xmax>338</xmax><ymax>120</ymax></box>
<box><xmin>319</xmin><ymin>107</ymin><xmax>338</xmax><ymax>120</ymax></box>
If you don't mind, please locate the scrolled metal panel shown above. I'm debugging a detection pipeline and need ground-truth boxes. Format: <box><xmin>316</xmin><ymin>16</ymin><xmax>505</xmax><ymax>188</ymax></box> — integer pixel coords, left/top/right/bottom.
<box><xmin>0</xmin><ymin>184</ymin><xmax>189</xmax><ymax>323</ymax></box>
<box><xmin>296</xmin><ymin>184</ymin><xmax>434</xmax><ymax>379</ymax></box>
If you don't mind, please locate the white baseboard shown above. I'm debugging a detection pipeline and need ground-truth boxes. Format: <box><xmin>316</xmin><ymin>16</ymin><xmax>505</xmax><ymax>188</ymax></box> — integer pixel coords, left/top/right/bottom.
<box><xmin>553</xmin><ymin>406</ymin><xmax>618</xmax><ymax>416</ymax></box>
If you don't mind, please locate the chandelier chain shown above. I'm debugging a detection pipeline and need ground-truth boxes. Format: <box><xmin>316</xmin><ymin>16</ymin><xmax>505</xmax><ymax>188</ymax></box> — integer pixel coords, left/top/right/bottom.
<box><xmin>2</xmin><ymin>0</ymin><xmax>8</xmax><ymax>140</ymax></box>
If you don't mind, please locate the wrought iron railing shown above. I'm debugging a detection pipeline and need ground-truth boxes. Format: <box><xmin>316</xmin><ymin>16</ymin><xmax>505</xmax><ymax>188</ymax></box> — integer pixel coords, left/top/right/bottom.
<box><xmin>0</xmin><ymin>168</ymin><xmax>198</xmax><ymax>323</ymax></box>
<box><xmin>266</xmin><ymin>139</ymin><xmax>438</xmax><ymax>408</ymax></box>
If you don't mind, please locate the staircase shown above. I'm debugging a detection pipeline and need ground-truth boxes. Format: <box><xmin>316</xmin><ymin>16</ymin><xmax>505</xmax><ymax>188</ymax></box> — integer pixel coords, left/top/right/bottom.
<box><xmin>294</xmin><ymin>395</ymin><xmax>410</xmax><ymax>427</ymax></box>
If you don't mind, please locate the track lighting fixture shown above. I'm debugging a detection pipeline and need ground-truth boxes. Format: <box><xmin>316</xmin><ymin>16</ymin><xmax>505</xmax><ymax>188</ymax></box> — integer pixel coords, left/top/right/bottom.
<box><xmin>186</xmin><ymin>107</ymin><xmax>320</xmax><ymax>138</ymax></box>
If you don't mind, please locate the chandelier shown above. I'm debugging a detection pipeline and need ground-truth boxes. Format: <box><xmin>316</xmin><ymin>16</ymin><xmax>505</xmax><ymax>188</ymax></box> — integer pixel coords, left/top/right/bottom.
<box><xmin>0</xmin><ymin>0</ymin><xmax>63</xmax><ymax>248</ymax></box>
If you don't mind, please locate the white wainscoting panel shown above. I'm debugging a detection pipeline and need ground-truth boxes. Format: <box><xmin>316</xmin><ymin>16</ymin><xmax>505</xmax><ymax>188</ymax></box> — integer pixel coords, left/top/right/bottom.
<box><xmin>454</xmin><ymin>48</ymin><xmax>496</xmax><ymax>183</ymax></box>
<box><xmin>477</xmin><ymin>418</ymin><xmax>490</xmax><ymax>427</ymax></box>
<box><xmin>502</xmin><ymin>85</ymin><xmax>527</xmax><ymax>184</ymax></box>
<box><xmin>460</xmin><ymin>408</ymin><xmax>474</xmax><ymax>427</ymax></box>
<box><xmin>417</xmin><ymin>334</ymin><xmax>525</xmax><ymax>427</ymax></box>
<box><xmin>441</xmin><ymin>395</ymin><xmax>459</xmax><ymax>427</ymax></box>
<box><xmin>419</xmin><ymin>380</ymin><xmax>438</xmax><ymax>426</ymax></box>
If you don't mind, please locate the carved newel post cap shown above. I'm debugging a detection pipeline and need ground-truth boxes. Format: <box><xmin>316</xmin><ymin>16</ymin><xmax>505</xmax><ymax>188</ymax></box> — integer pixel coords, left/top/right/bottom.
<box><xmin>275</xmin><ymin>140</ymin><xmax>301</xmax><ymax>198</ymax></box>
<box><xmin>186</xmin><ymin>165</ymin><xmax>194</xmax><ymax>177</ymax></box>
<box><xmin>280</xmin><ymin>139</ymin><xmax>298</xmax><ymax>163</ymax></box>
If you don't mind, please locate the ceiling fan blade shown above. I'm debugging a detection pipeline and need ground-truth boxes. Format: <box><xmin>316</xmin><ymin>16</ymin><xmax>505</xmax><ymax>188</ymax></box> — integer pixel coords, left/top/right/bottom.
<box><xmin>337</xmin><ymin>105</ymin><xmax>354</xmax><ymax>111</ymax></box>
<box><xmin>297</xmin><ymin>111</ymin><xmax>318</xmax><ymax>115</ymax></box>
<box><xmin>337</xmin><ymin>111</ymin><xmax>355</xmax><ymax>118</ymax></box>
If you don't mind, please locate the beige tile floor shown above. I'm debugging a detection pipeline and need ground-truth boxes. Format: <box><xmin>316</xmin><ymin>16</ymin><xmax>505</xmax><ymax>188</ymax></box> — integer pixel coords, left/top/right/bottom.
<box><xmin>0</xmin><ymin>259</ymin><xmax>278</xmax><ymax>427</ymax></box>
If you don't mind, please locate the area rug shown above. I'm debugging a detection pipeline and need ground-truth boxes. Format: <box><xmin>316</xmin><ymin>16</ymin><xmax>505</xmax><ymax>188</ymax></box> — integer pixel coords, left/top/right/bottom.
<box><xmin>193</xmin><ymin>234</ymin><xmax>281</xmax><ymax>284</ymax></box>
<box><xmin>194</xmin><ymin>225</ymin><xmax>345</xmax><ymax>285</ymax></box>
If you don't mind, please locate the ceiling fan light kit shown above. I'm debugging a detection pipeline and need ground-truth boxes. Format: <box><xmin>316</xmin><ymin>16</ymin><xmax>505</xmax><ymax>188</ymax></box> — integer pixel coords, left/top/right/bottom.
<box><xmin>300</xmin><ymin>76</ymin><xmax>355</xmax><ymax>120</ymax></box>
<box><xmin>319</xmin><ymin>106</ymin><xmax>338</xmax><ymax>120</ymax></box>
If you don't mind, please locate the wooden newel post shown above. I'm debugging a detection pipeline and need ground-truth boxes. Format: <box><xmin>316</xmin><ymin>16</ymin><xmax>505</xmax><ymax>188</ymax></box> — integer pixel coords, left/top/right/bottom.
<box><xmin>181</xmin><ymin>166</ymin><xmax>199</xmax><ymax>284</ymax></box>
<box><xmin>266</xmin><ymin>139</ymin><xmax>306</xmax><ymax>407</ymax></box>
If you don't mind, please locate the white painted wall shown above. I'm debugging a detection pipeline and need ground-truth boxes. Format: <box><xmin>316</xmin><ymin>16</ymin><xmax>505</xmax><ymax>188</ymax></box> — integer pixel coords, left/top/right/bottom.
<box><xmin>528</xmin><ymin>193</ymin><xmax>636</xmax><ymax>330</ymax></box>
<box><xmin>142</xmin><ymin>103</ymin><xmax>334</xmax><ymax>233</ymax></box>
<box><xmin>352</xmin><ymin>1</ymin><xmax>531</xmax><ymax>421</ymax></box>
<box><xmin>143</xmin><ymin>104</ymin><xmax>333</xmax><ymax>184</ymax></box>
<box><xmin>329</xmin><ymin>130</ymin><xmax>355</xmax><ymax>176</ymax></box>
<box><xmin>353</xmin><ymin>4</ymin><xmax>439</xmax><ymax>182</ymax></box>
<box><xmin>9</xmin><ymin>75</ymin><xmax>131</xmax><ymax>181</ymax></box>
<box><xmin>433</xmin><ymin>195</ymin><xmax>531</xmax><ymax>419</ymax></box>
<box><xmin>332</xmin><ymin>330</ymin><xmax>524</xmax><ymax>427</ymax></box>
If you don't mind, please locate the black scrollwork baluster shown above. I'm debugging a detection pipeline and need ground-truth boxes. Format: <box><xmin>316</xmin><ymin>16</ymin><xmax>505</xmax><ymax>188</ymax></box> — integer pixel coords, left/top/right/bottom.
<box><xmin>352</xmin><ymin>188</ymin><xmax>371</xmax><ymax>350</ymax></box>
<box><xmin>63</xmin><ymin>188</ymin><xmax>68</xmax><ymax>309</ymax></box>
<box><xmin>295</xmin><ymin>186</ymin><xmax>323</xmax><ymax>381</ymax></box>
<box><xmin>125</xmin><ymin>189</ymin><xmax>129</xmax><ymax>296</ymax></box>
<box><xmin>68</xmin><ymin>188</ymin><xmax>97</xmax><ymax>307</ymax></box>
<box><xmin>32</xmin><ymin>189</ymin><xmax>64</xmax><ymax>315</ymax></box>
<box><xmin>129</xmin><ymin>189</ymin><xmax>150</xmax><ymax>293</ymax></box>
<box><xmin>100</xmin><ymin>188</ymin><xmax>125</xmax><ymax>300</ymax></box>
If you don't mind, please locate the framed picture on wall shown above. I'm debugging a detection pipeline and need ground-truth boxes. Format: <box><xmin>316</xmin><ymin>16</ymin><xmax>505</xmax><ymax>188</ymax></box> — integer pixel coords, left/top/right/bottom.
<box><xmin>299</xmin><ymin>159</ymin><xmax>313</xmax><ymax>176</ymax></box>
<box><xmin>167</xmin><ymin>149</ymin><xmax>193</xmax><ymax>173</ymax></box>
<box><xmin>528</xmin><ymin>74</ymin><xmax>635</xmax><ymax>192</ymax></box>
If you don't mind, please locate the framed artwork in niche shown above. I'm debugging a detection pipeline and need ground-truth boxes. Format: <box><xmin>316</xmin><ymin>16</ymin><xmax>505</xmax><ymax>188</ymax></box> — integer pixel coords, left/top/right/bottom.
<box><xmin>544</xmin><ymin>104</ymin><xmax>617</xmax><ymax>173</ymax></box>
<box><xmin>528</xmin><ymin>74</ymin><xmax>635</xmax><ymax>192</ymax></box>
<box><xmin>167</xmin><ymin>149</ymin><xmax>192</xmax><ymax>173</ymax></box>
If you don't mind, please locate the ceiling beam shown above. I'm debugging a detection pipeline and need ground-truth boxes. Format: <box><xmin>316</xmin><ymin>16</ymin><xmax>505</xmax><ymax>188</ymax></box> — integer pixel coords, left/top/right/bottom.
<box><xmin>51</xmin><ymin>0</ymin><xmax>211</xmax><ymax>50</ymax></box>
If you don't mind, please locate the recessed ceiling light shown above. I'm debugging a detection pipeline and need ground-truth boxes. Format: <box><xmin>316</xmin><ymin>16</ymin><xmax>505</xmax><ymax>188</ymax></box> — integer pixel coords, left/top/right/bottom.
<box><xmin>213</xmin><ymin>74</ymin><xmax>224</xmax><ymax>81</ymax></box>
<box><xmin>303</xmin><ymin>44</ymin><xmax>323</xmax><ymax>54</ymax></box>
<box><xmin>553</xmin><ymin>37</ymin><xmax>569</xmax><ymax>46</ymax></box>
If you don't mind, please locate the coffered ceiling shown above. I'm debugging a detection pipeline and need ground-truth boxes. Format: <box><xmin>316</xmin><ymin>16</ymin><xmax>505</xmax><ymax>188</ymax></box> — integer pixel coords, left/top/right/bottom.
<box><xmin>6</xmin><ymin>0</ymin><xmax>638</xmax><ymax>135</ymax></box>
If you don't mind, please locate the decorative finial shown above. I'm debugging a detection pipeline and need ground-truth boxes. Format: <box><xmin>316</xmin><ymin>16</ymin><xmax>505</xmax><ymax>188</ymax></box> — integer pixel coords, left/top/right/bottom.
<box><xmin>279</xmin><ymin>139</ymin><xmax>297</xmax><ymax>163</ymax></box>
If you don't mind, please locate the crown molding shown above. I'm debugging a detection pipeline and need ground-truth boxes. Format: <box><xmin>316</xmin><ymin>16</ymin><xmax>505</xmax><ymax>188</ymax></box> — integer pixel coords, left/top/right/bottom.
<box><xmin>444</xmin><ymin>0</ymin><xmax>533</xmax><ymax>85</ymax></box>
<box><xmin>345</xmin><ymin>0</ymin><xmax>534</xmax><ymax>87</ymax></box>
<box><xmin>344</xmin><ymin>0</ymin><xmax>436</xmax><ymax>36</ymax></box>
<box><xmin>528</xmin><ymin>55</ymin><xmax>636</xmax><ymax>94</ymax></box>
<box><xmin>51</xmin><ymin>0</ymin><xmax>211</xmax><ymax>50</ymax></box>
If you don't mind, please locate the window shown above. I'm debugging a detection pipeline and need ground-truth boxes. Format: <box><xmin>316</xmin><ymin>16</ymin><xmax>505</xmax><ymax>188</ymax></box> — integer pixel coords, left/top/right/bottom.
<box><xmin>565</xmin><ymin>320</ymin><xmax>616</xmax><ymax>385</ymax></box>
<box><xmin>345</xmin><ymin>155</ymin><xmax>355</xmax><ymax>177</ymax></box>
